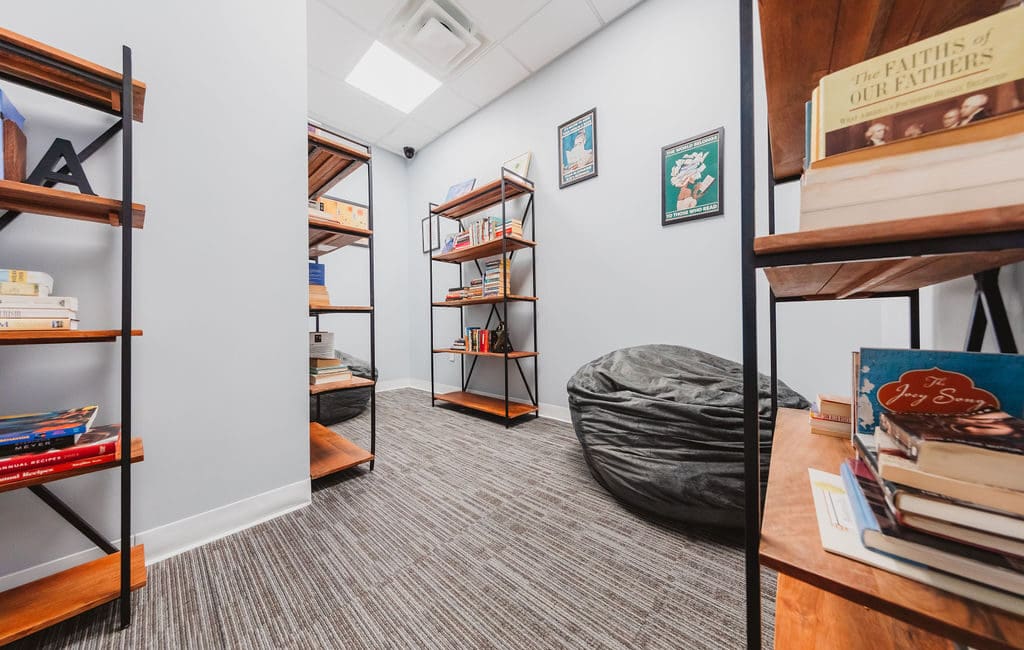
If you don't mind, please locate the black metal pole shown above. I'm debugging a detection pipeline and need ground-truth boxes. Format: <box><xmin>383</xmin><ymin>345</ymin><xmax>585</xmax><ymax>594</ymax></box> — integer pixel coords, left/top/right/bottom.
<box><xmin>739</xmin><ymin>0</ymin><xmax>762</xmax><ymax>647</ymax></box>
<box><xmin>501</xmin><ymin>172</ymin><xmax>509</xmax><ymax>427</ymax></box>
<box><xmin>367</xmin><ymin>156</ymin><xmax>376</xmax><ymax>470</ymax></box>
<box><xmin>977</xmin><ymin>269</ymin><xmax>1018</xmax><ymax>353</ymax></box>
<box><xmin>429</xmin><ymin>206</ymin><xmax>436</xmax><ymax>405</ymax></box>
<box><xmin>767</xmin><ymin>148</ymin><xmax>778</xmax><ymax>423</ymax></box>
<box><xmin>532</xmin><ymin>187</ymin><xmax>538</xmax><ymax>415</ymax></box>
<box><xmin>909</xmin><ymin>290</ymin><xmax>921</xmax><ymax>350</ymax></box>
<box><xmin>118</xmin><ymin>44</ymin><xmax>134</xmax><ymax>630</ymax></box>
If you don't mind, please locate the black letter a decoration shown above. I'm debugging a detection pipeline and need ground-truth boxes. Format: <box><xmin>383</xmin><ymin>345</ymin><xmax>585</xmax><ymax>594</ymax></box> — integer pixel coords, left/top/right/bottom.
<box><xmin>26</xmin><ymin>138</ymin><xmax>95</xmax><ymax>195</ymax></box>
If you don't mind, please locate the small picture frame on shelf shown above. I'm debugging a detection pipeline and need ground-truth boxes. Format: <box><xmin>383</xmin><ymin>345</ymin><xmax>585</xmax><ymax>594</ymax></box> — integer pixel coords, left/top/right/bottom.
<box><xmin>558</xmin><ymin>108</ymin><xmax>597</xmax><ymax>188</ymax></box>
<box><xmin>662</xmin><ymin>127</ymin><xmax>724</xmax><ymax>226</ymax></box>
<box><xmin>444</xmin><ymin>178</ymin><xmax>476</xmax><ymax>203</ymax></box>
<box><xmin>421</xmin><ymin>215</ymin><xmax>440</xmax><ymax>253</ymax></box>
<box><xmin>502</xmin><ymin>152</ymin><xmax>532</xmax><ymax>180</ymax></box>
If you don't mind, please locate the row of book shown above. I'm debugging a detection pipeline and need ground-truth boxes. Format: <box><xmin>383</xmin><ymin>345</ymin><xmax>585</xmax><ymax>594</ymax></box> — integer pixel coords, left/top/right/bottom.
<box><xmin>309</xmin><ymin>331</ymin><xmax>353</xmax><ymax>386</ymax></box>
<box><xmin>0</xmin><ymin>269</ymin><xmax>79</xmax><ymax>331</ymax></box>
<box><xmin>0</xmin><ymin>405</ymin><xmax>122</xmax><ymax>486</ymax></box>
<box><xmin>445</xmin><ymin>259</ymin><xmax>511</xmax><ymax>301</ymax></box>
<box><xmin>309</xmin><ymin>262</ymin><xmax>330</xmax><ymax>306</ymax></box>
<box><xmin>811</xmin><ymin>348</ymin><xmax>1024</xmax><ymax>612</ymax></box>
<box><xmin>441</xmin><ymin>216</ymin><xmax>523</xmax><ymax>254</ymax></box>
<box><xmin>799</xmin><ymin>7</ymin><xmax>1024</xmax><ymax>231</ymax></box>
<box><xmin>454</xmin><ymin>326</ymin><xmax>495</xmax><ymax>353</ymax></box>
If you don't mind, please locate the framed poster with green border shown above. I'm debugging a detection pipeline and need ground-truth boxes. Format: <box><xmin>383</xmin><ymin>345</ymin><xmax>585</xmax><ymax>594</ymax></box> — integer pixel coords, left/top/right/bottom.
<box><xmin>661</xmin><ymin>127</ymin><xmax>723</xmax><ymax>226</ymax></box>
<box><xmin>558</xmin><ymin>108</ymin><xmax>598</xmax><ymax>188</ymax></box>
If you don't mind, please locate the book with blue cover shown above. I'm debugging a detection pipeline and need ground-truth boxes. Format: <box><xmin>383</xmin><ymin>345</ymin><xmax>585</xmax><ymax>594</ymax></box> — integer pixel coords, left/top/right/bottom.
<box><xmin>855</xmin><ymin>349</ymin><xmax>1024</xmax><ymax>438</ymax></box>
<box><xmin>0</xmin><ymin>89</ymin><xmax>25</xmax><ymax>130</ymax></box>
<box><xmin>308</xmin><ymin>262</ymin><xmax>325</xmax><ymax>286</ymax></box>
<box><xmin>0</xmin><ymin>405</ymin><xmax>97</xmax><ymax>446</ymax></box>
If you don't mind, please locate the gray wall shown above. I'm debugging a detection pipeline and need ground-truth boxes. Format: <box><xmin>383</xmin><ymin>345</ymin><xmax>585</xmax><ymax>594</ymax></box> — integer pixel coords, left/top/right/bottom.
<box><xmin>0</xmin><ymin>2</ymin><xmax>309</xmax><ymax>579</ymax></box>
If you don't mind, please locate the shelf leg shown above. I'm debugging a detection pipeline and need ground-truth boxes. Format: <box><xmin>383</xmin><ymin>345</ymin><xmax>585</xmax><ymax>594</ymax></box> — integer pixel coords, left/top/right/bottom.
<box><xmin>30</xmin><ymin>486</ymin><xmax>118</xmax><ymax>555</ymax></box>
<box><xmin>119</xmin><ymin>44</ymin><xmax>135</xmax><ymax>631</ymax></box>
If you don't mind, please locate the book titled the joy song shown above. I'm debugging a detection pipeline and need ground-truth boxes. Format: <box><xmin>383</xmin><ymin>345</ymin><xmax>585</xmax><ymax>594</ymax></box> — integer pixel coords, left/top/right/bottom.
<box><xmin>854</xmin><ymin>349</ymin><xmax>1024</xmax><ymax>439</ymax></box>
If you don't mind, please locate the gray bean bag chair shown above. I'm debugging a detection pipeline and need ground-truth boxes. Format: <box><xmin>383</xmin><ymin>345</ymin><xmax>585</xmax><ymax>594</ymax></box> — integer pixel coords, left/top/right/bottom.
<box><xmin>310</xmin><ymin>351</ymin><xmax>375</xmax><ymax>425</ymax></box>
<box><xmin>567</xmin><ymin>344</ymin><xmax>810</xmax><ymax>528</ymax></box>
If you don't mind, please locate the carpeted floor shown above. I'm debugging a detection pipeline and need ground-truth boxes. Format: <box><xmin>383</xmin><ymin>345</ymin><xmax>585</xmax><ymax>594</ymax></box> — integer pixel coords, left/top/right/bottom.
<box><xmin>13</xmin><ymin>388</ymin><xmax>776</xmax><ymax>649</ymax></box>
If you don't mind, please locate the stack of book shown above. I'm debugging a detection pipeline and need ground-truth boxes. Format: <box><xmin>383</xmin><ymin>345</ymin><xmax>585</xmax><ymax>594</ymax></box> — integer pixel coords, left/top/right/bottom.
<box><xmin>483</xmin><ymin>258</ymin><xmax>510</xmax><ymax>297</ymax></box>
<box><xmin>0</xmin><ymin>406</ymin><xmax>123</xmax><ymax>486</ymax></box>
<box><xmin>799</xmin><ymin>8</ymin><xmax>1024</xmax><ymax>230</ymax></box>
<box><xmin>0</xmin><ymin>269</ymin><xmax>78</xmax><ymax>331</ymax></box>
<box><xmin>812</xmin><ymin>348</ymin><xmax>1024</xmax><ymax>610</ymax></box>
<box><xmin>445</xmin><ymin>286</ymin><xmax>468</xmax><ymax>301</ymax></box>
<box><xmin>809</xmin><ymin>394</ymin><xmax>851</xmax><ymax>438</ymax></box>
<box><xmin>451</xmin><ymin>337</ymin><xmax>466</xmax><ymax>351</ymax></box>
<box><xmin>309</xmin><ymin>262</ymin><xmax>330</xmax><ymax>306</ymax></box>
<box><xmin>452</xmin><ymin>216</ymin><xmax>524</xmax><ymax>251</ymax></box>
<box><xmin>310</xmin><ymin>357</ymin><xmax>352</xmax><ymax>386</ymax></box>
<box><xmin>460</xmin><ymin>326</ymin><xmax>497</xmax><ymax>353</ymax></box>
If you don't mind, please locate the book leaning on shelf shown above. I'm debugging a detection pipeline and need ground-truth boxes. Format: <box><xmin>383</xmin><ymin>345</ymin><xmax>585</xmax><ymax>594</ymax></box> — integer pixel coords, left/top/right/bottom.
<box><xmin>799</xmin><ymin>6</ymin><xmax>1024</xmax><ymax>230</ymax></box>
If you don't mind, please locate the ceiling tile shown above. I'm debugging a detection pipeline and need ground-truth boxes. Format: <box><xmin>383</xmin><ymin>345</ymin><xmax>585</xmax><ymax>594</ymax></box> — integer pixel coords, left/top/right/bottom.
<box><xmin>455</xmin><ymin>0</ymin><xmax>550</xmax><ymax>41</ymax></box>
<box><xmin>409</xmin><ymin>86</ymin><xmax>479</xmax><ymax>134</ymax></box>
<box><xmin>378</xmin><ymin>118</ymin><xmax>442</xmax><ymax>154</ymax></box>
<box><xmin>448</xmin><ymin>45</ymin><xmax>529</xmax><ymax>107</ymax></box>
<box><xmin>308</xmin><ymin>68</ymin><xmax>404</xmax><ymax>143</ymax></box>
<box><xmin>588</xmin><ymin>0</ymin><xmax>644</xmax><ymax>23</ymax></box>
<box><xmin>320</xmin><ymin>0</ymin><xmax>403</xmax><ymax>33</ymax></box>
<box><xmin>307</xmin><ymin>0</ymin><xmax>373</xmax><ymax>79</ymax></box>
<box><xmin>503</xmin><ymin>0</ymin><xmax>602</xmax><ymax>72</ymax></box>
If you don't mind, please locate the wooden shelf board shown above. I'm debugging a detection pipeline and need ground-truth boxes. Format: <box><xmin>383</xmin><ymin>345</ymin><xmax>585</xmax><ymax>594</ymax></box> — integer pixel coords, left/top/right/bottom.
<box><xmin>758</xmin><ymin>2</ymin><xmax>1004</xmax><ymax>180</ymax></box>
<box><xmin>431</xmin><ymin>177</ymin><xmax>534</xmax><ymax>220</ymax></box>
<box><xmin>760</xmin><ymin>408</ymin><xmax>1024</xmax><ymax>649</ymax></box>
<box><xmin>309</xmin><ymin>304</ymin><xmax>373</xmax><ymax>314</ymax></box>
<box><xmin>764</xmin><ymin>249</ymin><xmax>1024</xmax><ymax>299</ymax></box>
<box><xmin>434</xmin><ymin>391</ymin><xmax>538</xmax><ymax>419</ymax></box>
<box><xmin>0</xmin><ymin>329</ymin><xmax>142</xmax><ymax>345</ymax></box>
<box><xmin>309</xmin><ymin>422</ymin><xmax>373</xmax><ymax>479</ymax></box>
<box><xmin>432</xmin><ymin>294</ymin><xmax>537</xmax><ymax>308</ymax></box>
<box><xmin>308</xmin><ymin>134</ymin><xmax>370</xmax><ymax>200</ymax></box>
<box><xmin>0</xmin><ymin>27</ymin><xmax>146</xmax><ymax>121</ymax></box>
<box><xmin>432</xmin><ymin>348</ymin><xmax>538</xmax><ymax>359</ymax></box>
<box><xmin>0</xmin><ymin>545</ymin><xmax>146</xmax><ymax>646</ymax></box>
<box><xmin>755</xmin><ymin>207</ymin><xmax>1024</xmax><ymax>257</ymax></box>
<box><xmin>432</xmin><ymin>236</ymin><xmax>535</xmax><ymax>264</ymax></box>
<box><xmin>0</xmin><ymin>180</ymin><xmax>145</xmax><ymax>228</ymax></box>
<box><xmin>308</xmin><ymin>216</ymin><xmax>371</xmax><ymax>258</ymax></box>
<box><xmin>0</xmin><ymin>436</ymin><xmax>143</xmax><ymax>494</ymax></box>
<box><xmin>774</xmin><ymin>574</ymin><xmax>955</xmax><ymax>650</ymax></box>
<box><xmin>309</xmin><ymin>376</ymin><xmax>375</xmax><ymax>395</ymax></box>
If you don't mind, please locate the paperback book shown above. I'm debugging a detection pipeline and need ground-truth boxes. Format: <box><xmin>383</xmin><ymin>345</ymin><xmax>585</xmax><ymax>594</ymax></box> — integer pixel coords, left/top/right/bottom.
<box><xmin>0</xmin><ymin>406</ymin><xmax>98</xmax><ymax>445</ymax></box>
<box><xmin>0</xmin><ymin>425</ymin><xmax>119</xmax><ymax>475</ymax></box>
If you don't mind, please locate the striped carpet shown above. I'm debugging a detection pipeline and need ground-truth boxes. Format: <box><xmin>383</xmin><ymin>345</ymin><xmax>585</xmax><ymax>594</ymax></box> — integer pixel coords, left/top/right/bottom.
<box><xmin>14</xmin><ymin>388</ymin><xmax>776</xmax><ymax>649</ymax></box>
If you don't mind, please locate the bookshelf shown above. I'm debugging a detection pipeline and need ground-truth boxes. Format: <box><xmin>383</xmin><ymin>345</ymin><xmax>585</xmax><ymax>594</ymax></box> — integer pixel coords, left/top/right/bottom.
<box><xmin>739</xmin><ymin>2</ymin><xmax>1023</xmax><ymax>648</ymax></box>
<box><xmin>427</xmin><ymin>169</ymin><xmax>539</xmax><ymax>426</ymax></box>
<box><xmin>306</xmin><ymin>123</ymin><xmax>375</xmax><ymax>476</ymax></box>
<box><xmin>0</xmin><ymin>30</ymin><xmax>146</xmax><ymax>636</ymax></box>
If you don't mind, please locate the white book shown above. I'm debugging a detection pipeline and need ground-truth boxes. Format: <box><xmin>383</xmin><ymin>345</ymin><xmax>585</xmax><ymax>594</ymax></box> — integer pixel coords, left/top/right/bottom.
<box><xmin>0</xmin><ymin>307</ymin><xmax>77</xmax><ymax>319</ymax></box>
<box><xmin>309</xmin><ymin>331</ymin><xmax>334</xmax><ymax>359</ymax></box>
<box><xmin>808</xmin><ymin>468</ymin><xmax>1024</xmax><ymax>616</ymax></box>
<box><xmin>0</xmin><ymin>269</ymin><xmax>54</xmax><ymax>292</ymax></box>
<box><xmin>0</xmin><ymin>295</ymin><xmax>78</xmax><ymax>310</ymax></box>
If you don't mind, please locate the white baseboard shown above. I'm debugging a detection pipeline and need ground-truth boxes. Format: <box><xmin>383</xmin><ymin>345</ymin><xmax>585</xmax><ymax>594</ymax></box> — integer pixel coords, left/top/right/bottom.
<box><xmin>0</xmin><ymin>478</ymin><xmax>310</xmax><ymax>591</ymax></box>
<box><xmin>404</xmin><ymin>378</ymin><xmax>571</xmax><ymax>423</ymax></box>
<box><xmin>376</xmin><ymin>377</ymin><xmax>413</xmax><ymax>392</ymax></box>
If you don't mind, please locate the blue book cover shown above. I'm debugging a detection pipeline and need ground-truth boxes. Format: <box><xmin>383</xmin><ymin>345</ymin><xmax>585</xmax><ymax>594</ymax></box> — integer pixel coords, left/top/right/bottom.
<box><xmin>308</xmin><ymin>262</ymin><xmax>325</xmax><ymax>286</ymax></box>
<box><xmin>0</xmin><ymin>88</ymin><xmax>25</xmax><ymax>130</ymax></box>
<box><xmin>855</xmin><ymin>349</ymin><xmax>1024</xmax><ymax>437</ymax></box>
<box><xmin>0</xmin><ymin>405</ymin><xmax>97</xmax><ymax>444</ymax></box>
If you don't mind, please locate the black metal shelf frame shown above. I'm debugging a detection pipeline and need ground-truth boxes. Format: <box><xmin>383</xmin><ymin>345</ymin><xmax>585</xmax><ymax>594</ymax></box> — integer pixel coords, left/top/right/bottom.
<box><xmin>308</xmin><ymin>126</ymin><xmax>376</xmax><ymax>471</ymax></box>
<box><xmin>0</xmin><ymin>44</ymin><xmax>138</xmax><ymax>628</ymax></box>
<box><xmin>428</xmin><ymin>167</ymin><xmax>539</xmax><ymax>428</ymax></box>
<box><xmin>738</xmin><ymin>2</ymin><xmax>1024</xmax><ymax>647</ymax></box>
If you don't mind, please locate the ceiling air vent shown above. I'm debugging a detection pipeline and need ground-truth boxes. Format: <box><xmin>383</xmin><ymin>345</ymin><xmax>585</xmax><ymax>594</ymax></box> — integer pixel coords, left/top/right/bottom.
<box><xmin>387</xmin><ymin>0</ymin><xmax>484</xmax><ymax>79</ymax></box>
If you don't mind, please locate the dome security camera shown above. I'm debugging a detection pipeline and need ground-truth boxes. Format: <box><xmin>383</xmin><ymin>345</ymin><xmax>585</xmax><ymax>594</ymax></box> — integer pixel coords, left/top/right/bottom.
<box><xmin>403</xmin><ymin>146</ymin><xmax>415</xmax><ymax>159</ymax></box>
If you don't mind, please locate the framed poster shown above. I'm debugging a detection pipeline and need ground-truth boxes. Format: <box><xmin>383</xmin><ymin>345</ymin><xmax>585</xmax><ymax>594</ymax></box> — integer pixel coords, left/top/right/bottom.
<box><xmin>444</xmin><ymin>178</ymin><xmax>476</xmax><ymax>203</ymax></box>
<box><xmin>421</xmin><ymin>215</ymin><xmax>440</xmax><ymax>253</ymax></box>
<box><xmin>503</xmin><ymin>152</ymin><xmax>532</xmax><ymax>180</ymax></box>
<box><xmin>558</xmin><ymin>108</ymin><xmax>597</xmax><ymax>188</ymax></box>
<box><xmin>662</xmin><ymin>127</ymin><xmax>724</xmax><ymax>226</ymax></box>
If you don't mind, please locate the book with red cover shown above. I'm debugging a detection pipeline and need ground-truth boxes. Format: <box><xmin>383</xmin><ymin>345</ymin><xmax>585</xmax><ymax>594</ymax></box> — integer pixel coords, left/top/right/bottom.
<box><xmin>0</xmin><ymin>452</ymin><xmax>116</xmax><ymax>486</ymax></box>
<box><xmin>0</xmin><ymin>424</ymin><xmax>120</xmax><ymax>475</ymax></box>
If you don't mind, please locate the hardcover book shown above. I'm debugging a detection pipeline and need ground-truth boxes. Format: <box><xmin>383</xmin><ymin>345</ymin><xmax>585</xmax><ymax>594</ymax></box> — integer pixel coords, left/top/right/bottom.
<box><xmin>0</xmin><ymin>425</ymin><xmax>119</xmax><ymax>475</ymax></box>
<box><xmin>0</xmin><ymin>406</ymin><xmax>98</xmax><ymax>445</ymax></box>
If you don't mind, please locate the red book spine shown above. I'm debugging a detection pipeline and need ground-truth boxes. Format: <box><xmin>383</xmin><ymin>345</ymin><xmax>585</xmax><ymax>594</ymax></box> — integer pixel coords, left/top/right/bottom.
<box><xmin>0</xmin><ymin>452</ymin><xmax>116</xmax><ymax>485</ymax></box>
<box><xmin>0</xmin><ymin>437</ymin><xmax>119</xmax><ymax>474</ymax></box>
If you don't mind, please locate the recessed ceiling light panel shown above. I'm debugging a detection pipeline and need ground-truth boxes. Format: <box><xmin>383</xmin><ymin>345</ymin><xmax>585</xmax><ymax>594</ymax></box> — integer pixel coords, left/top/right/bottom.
<box><xmin>345</xmin><ymin>41</ymin><xmax>441</xmax><ymax>113</ymax></box>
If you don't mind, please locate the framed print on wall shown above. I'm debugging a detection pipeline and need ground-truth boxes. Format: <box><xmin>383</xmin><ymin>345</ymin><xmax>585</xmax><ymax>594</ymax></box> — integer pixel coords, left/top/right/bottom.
<box><xmin>662</xmin><ymin>127</ymin><xmax>724</xmax><ymax>226</ymax></box>
<box><xmin>558</xmin><ymin>108</ymin><xmax>598</xmax><ymax>188</ymax></box>
<box><xmin>421</xmin><ymin>215</ymin><xmax>440</xmax><ymax>253</ymax></box>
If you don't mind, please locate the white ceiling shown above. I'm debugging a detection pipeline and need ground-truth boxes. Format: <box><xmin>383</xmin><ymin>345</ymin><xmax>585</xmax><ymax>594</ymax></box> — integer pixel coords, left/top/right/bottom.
<box><xmin>308</xmin><ymin>0</ymin><xmax>644</xmax><ymax>156</ymax></box>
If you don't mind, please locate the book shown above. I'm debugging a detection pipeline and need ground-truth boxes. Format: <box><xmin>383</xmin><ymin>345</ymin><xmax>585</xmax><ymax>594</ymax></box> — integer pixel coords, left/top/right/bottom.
<box><xmin>310</xmin><ymin>371</ymin><xmax>353</xmax><ymax>385</ymax></box>
<box><xmin>809</xmin><ymin>414</ymin><xmax>850</xmax><ymax>438</ymax></box>
<box><xmin>310</xmin><ymin>357</ymin><xmax>341</xmax><ymax>369</ymax></box>
<box><xmin>0</xmin><ymin>307</ymin><xmax>76</xmax><ymax>319</ymax></box>
<box><xmin>308</xmin><ymin>262</ymin><xmax>325</xmax><ymax>286</ymax></box>
<box><xmin>0</xmin><ymin>425</ymin><xmax>119</xmax><ymax>475</ymax></box>
<box><xmin>443</xmin><ymin>178</ymin><xmax>476</xmax><ymax>203</ymax></box>
<box><xmin>0</xmin><ymin>269</ymin><xmax>53</xmax><ymax>290</ymax></box>
<box><xmin>0</xmin><ymin>434</ymin><xmax>76</xmax><ymax>458</ymax></box>
<box><xmin>0</xmin><ymin>406</ymin><xmax>98</xmax><ymax>445</ymax></box>
<box><xmin>814</xmin><ymin>7</ymin><xmax>1024</xmax><ymax>160</ymax></box>
<box><xmin>817</xmin><ymin>394</ymin><xmax>852</xmax><ymax>421</ymax></box>
<box><xmin>309</xmin><ymin>331</ymin><xmax>334</xmax><ymax>359</ymax></box>
<box><xmin>808</xmin><ymin>467</ymin><xmax>1024</xmax><ymax>616</ymax></box>
<box><xmin>0</xmin><ymin>452</ymin><xmax>116</xmax><ymax>486</ymax></box>
<box><xmin>881</xmin><ymin>410</ymin><xmax>1024</xmax><ymax>492</ymax></box>
<box><xmin>309</xmin><ymin>365</ymin><xmax>349</xmax><ymax>376</ymax></box>
<box><xmin>841</xmin><ymin>459</ymin><xmax>1024</xmax><ymax>596</ymax></box>
<box><xmin>0</xmin><ymin>317</ymin><xmax>77</xmax><ymax>330</ymax></box>
<box><xmin>0</xmin><ymin>295</ymin><xmax>78</xmax><ymax>310</ymax></box>
<box><xmin>0</xmin><ymin>281</ymin><xmax>49</xmax><ymax>297</ymax></box>
<box><xmin>899</xmin><ymin>512</ymin><xmax>1024</xmax><ymax>559</ymax></box>
<box><xmin>854</xmin><ymin>349</ymin><xmax>1024</xmax><ymax>438</ymax></box>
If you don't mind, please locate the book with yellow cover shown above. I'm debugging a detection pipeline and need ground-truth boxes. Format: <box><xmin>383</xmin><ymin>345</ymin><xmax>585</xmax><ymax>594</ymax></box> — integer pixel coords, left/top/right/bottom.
<box><xmin>816</xmin><ymin>7</ymin><xmax>1024</xmax><ymax>159</ymax></box>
